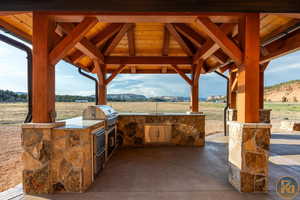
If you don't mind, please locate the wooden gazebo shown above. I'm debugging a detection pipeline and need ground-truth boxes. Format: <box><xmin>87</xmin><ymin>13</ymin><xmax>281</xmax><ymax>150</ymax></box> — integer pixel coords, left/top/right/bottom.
<box><xmin>1</xmin><ymin>0</ymin><xmax>300</xmax><ymax>195</ymax></box>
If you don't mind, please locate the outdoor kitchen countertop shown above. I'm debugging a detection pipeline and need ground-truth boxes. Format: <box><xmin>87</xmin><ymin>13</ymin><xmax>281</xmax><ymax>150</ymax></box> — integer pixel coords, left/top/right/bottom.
<box><xmin>118</xmin><ymin>112</ymin><xmax>205</xmax><ymax>116</ymax></box>
<box><xmin>55</xmin><ymin>116</ymin><xmax>105</xmax><ymax>130</ymax></box>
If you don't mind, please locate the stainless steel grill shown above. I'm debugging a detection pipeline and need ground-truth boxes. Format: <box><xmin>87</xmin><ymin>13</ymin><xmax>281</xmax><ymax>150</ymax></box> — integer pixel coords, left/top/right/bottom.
<box><xmin>83</xmin><ymin>105</ymin><xmax>118</xmax><ymax>128</ymax></box>
<box><xmin>83</xmin><ymin>105</ymin><xmax>119</xmax><ymax>177</ymax></box>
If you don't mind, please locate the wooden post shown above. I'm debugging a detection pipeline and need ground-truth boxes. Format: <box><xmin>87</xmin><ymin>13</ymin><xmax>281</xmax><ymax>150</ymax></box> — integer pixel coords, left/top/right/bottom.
<box><xmin>229</xmin><ymin>70</ymin><xmax>237</xmax><ymax>109</ymax></box>
<box><xmin>32</xmin><ymin>12</ymin><xmax>56</xmax><ymax>123</ymax></box>
<box><xmin>191</xmin><ymin>82</ymin><xmax>199</xmax><ymax>112</ymax></box>
<box><xmin>94</xmin><ymin>60</ymin><xmax>107</xmax><ymax>105</ymax></box>
<box><xmin>259</xmin><ymin>69</ymin><xmax>264</xmax><ymax>109</ymax></box>
<box><xmin>191</xmin><ymin>61</ymin><xmax>202</xmax><ymax>112</ymax></box>
<box><xmin>236</xmin><ymin>14</ymin><xmax>260</xmax><ymax>123</ymax></box>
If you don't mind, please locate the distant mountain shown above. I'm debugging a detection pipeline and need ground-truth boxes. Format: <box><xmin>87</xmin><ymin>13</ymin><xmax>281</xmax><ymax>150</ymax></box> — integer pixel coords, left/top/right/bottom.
<box><xmin>0</xmin><ymin>89</ymin><xmax>205</xmax><ymax>102</ymax></box>
<box><xmin>265</xmin><ymin>80</ymin><xmax>300</xmax><ymax>102</ymax></box>
<box><xmin>107</xmin><ymin>94</ymin><xmax>147</xmax><ymax>101</ymax></box>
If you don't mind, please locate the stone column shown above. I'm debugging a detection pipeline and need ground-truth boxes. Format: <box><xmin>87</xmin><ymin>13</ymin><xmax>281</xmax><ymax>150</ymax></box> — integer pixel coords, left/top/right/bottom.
<box><xmin>228</xmin><ymin>121</ymin><xmax>271</xmax><ymax>192</ymax></box>
<box><xmin>22</xmin><ymin>122</ymin><xmax>64</xmax><ymax>194</ymax></box>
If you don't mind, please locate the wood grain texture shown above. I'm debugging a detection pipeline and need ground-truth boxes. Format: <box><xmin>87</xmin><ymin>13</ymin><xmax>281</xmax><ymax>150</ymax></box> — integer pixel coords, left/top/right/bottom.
<box><xmin>32</xmin><ymin>12</ymin><xmax>56</xmax><ymax>123</ymax></box>
<box><xmin>49</xmin><ymin>17</ymin><xmax>98</xmax><ymax>65</ymax></box>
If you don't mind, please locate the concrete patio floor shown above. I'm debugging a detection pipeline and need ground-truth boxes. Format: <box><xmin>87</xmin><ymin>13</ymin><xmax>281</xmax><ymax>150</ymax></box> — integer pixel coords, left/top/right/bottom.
<box><xmin>20</xmin><ymin>133</ymin><xmax>300</xmax><ymax>200</ymax></box>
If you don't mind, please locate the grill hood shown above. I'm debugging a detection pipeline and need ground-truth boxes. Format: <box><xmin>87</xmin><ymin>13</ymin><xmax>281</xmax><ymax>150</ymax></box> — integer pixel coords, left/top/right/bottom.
<box><xmin>83</xmin><ymin>105</ymin><xmax>118</xmax><ymax>120</ymax></box>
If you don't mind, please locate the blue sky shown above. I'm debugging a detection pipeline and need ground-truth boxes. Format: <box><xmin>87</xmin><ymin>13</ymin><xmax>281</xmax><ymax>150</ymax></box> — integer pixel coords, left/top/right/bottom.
<box><xmin>0</xmin><ymin>32</ymin><xmax>299</xmax><ymax>98</ymax></box>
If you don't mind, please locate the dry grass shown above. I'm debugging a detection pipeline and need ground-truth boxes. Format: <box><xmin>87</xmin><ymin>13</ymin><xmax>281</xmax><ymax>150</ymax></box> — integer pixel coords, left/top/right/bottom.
<box><xmin>0</xmin><ymin>101</ymin><xmax>300</xmax><ymax>191</ymax></box>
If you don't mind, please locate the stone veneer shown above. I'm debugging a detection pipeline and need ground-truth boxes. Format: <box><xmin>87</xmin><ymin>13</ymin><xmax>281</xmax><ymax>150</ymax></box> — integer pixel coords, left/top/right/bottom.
<box><xmin>21</xmin><ymin>119</ymin><xmax>104</xmax><ymax>194</ymax></box>
<box><xmin>228</xmin><ymin>121</ymin><xmax>271</xmax><ymax>192</ymax></box>
<box><xmin>117</xmin><ymin>113</ymin><xmax>205</xmax><ymax>147</ymax></box>
<box><xmin>227</xmin><ymin>109</ymin><xmax>272</xmax><ymax>123</ymax></box>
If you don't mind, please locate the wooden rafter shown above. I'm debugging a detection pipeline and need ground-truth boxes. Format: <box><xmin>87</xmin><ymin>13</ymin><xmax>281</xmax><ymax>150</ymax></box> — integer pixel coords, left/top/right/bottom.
<box><xmin>166</xmin><ymin>23</ymin><xmax>193</xmax><ymax>56</ymax></box>
<box><xmin>170</xmin><ymin>64</ymin><xmax>192</xmax><ymax>85</ymax></box>
<box><xmin>162</xmin><ymin>25</ymin><xmax>170</xmax><ymax>56</ymax></box>
<box><xmin>196</xmin><ymin>17</ymin><xmax>242</xmax><ymax>65</ymax></box>
<box><xmin>193</xmin><ymin>23</ymin><xmax>235</xmax><ymax>64</ymax></box>
<box><xmin>173</xmin><ymin>23</ymin><xmax>228</xmax><ymax>64</ymax></box>
<box><xmin>68</xmin><ymin>23</ymin><xmax>123</xmax><ymax>63</ymax></box>
<box><xmin>127</xmin><ymin>25</ymin><xmax>136</xmax><ymax>56</ymax></box>
<box><xmin>49</xmin><ymin>17</ymin><xmax>98</xmax><ymax>65</ymax></box>
<box><xmin>105</xmin><ymin>64</ymin><xmax>127</xmax><ymax>84</ymax></box>
<box><xmin>59</xmin><ymin>23</ymin><xmax>104</xmax><ymax>63</ymax></box>
<box><xmin>104</xmin><ymin>23</ymin><xmax>134</xmax><ymax>55</ymax></box>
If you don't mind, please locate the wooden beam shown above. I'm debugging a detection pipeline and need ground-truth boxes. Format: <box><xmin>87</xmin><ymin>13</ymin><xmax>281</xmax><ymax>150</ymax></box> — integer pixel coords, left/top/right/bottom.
<box><xmin>236</xmin><ymin>13</ymin><xmax>260</xmax><ymax>123</ymax></box>
<box><xmin>49</xmin><ymin>17</ymin><xmax>98</xmax><ymax>65</ymax></box>
<box><xmin>32</xmin><ymin>12</ymin><xmax>56</xmax><ymax>123</ymax></box>
<box><xmin>219</xmin><ymin>63</ymin><xmax>233</xmax><ymax>73</ymax></box>
<box><xmin>54</xmin><ymin>15</ymin><xmax>240</xmax><ymax>23</ymax></box>
<box><xmin>193</xmin><ymin>23</ymin><xmax>235</xmax><ymax>63</ymax></box>
<box><xmin>0</xmin><ymin>19</ymin><xmax>32</xmax><ymax>43</ymax></box>
<box><xmin>104</xmin><ymin>23</ymin><xmax>134</xmax><ymax>55</ymax></box>
<box><xmin>196</xmin><ymin>17</ymin><xmax>242</xmax><ymax>65</ymax></box>
<box><xmin>260</xmin><ymin>29</ymin><xmax>300</xmax><ymax>64</ymax></box>
<box><xmin>170</xmin><ymin>64</ymin><xmax>193</xmax><ymax>85</ymax></box>
<box><xmin>104</xmin><ymin>56</ymin><xmax>192</xmax><ymax>64</ymax></box>
<box><xmin>68</xmin><ymin>23</ymin><xmax>123</xmax><ymax>63</ymax></box>
<box><xmin>105</xmin><ymin>64</ymin><xmax>127</xmax><ymax>84</ymax></box>
<box><xmin>166</xmin><ymin>23</ymin><xmax>193</xmax><ymax>56</ymax></box>
<box><xmin>59</xmin><ymin>23</ymin><xmax>104</xmax><ymax>63</ymax></box>
<box><xmin>127</xmin><ymin>25</ymin><xmax>135</xmax><ymax>56</ymax></box>
<box><xmin>162</xmin><ymin>25</ymin><xmax>170</xmax><ymax>56</ymax></box>
<box><xmin>173</xmin><ymin>23</ymin><xmax>228</xmax><ymax>64</ymax></box>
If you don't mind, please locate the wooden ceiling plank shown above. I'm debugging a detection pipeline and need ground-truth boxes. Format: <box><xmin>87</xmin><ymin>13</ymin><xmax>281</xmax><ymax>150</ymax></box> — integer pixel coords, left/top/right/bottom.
<box><xmin>104</xmin><ymin>23</ymin><xmax>134</xmax><ymax>56</ymax></box>
<box><xmin>166</xmin><ymin>23</ymin><xmax>193</xmax><ymax>56</ymax></box>
<box><xmin>68</xmin><ymin>23</ymin><xmax>123</xmax><ymax>63</ymax></box>
<box><xmin>196</xmin><ymin>17</ymin><xmax>242</xmax><ymax>65</ymax></box>
<box><xmin>127</xmin><ymin>25</ymin><xmax>135</xmax><ymax>56</ymax></box>
<box><xmin>104</xmin><ymin>56</ymin><xmax>192</xmax><ymax>65</ymax></box>
<box><xmin>0</xmin><ymin>19</ymin><xmax>32</xmax><ymax>43</ymax></box>
<box><xmin>105</xmin><ymin>64</ymin><xmax>127</xmax><ymax>84</ymax></box>
<box><xmin>59</xmin><ymin>23</ymin><xmax>104</xmax><ymax>63</ymax></box>
<box><xmin>170</xmin><ymin>64</ymin><xmax>193</xmax><ymax>85</ymax></box>
<box><xmin>162</xmin><ymin>25</ymin><xmax>170</xmax><ymax>56</ymax></box>
<box><xmin>49</xmin><ymin>17</ymin><xmax>98</xmax><ymax>65</ymax></box>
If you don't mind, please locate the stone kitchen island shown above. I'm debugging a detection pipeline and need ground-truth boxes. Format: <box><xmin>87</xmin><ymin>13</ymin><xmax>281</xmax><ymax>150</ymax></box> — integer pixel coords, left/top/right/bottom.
<box><xmin>117</xmin><ymin>113</ymin><xmax>205</xmax><ymax>147</ymax></box>
<box><xmin>22</xmin><ymin>117</ymin><xmax>105</xmax><ymax>194</ymax></box>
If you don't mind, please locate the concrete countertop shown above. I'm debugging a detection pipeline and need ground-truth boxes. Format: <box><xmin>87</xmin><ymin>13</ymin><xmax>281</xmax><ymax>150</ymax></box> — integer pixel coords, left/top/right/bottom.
<box><xmin>119</xmin><ymin>112</ymin><xmax>205</xmax><ymax>116</ymax></box>
<box><xmin>55</xmin><ymin>116</ymin><xmax>105</xmax><ymax>130</ymax></box>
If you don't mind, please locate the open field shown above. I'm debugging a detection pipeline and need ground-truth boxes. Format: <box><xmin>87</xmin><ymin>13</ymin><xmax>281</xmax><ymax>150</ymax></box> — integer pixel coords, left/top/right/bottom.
<box><xmin>1</xmin><ymin>102</ymin><xmax>300</xmax><ymax>191</ymax></box>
